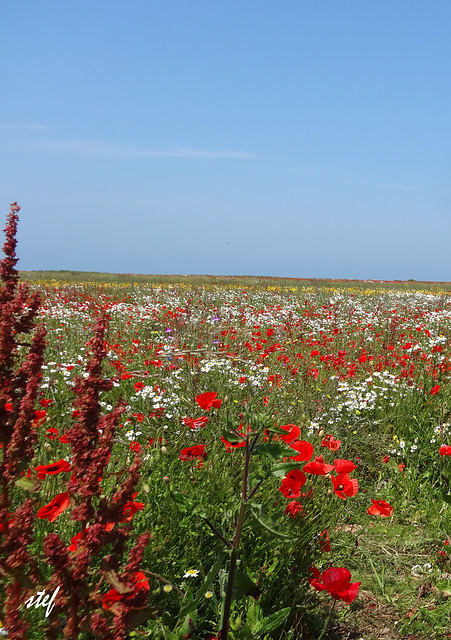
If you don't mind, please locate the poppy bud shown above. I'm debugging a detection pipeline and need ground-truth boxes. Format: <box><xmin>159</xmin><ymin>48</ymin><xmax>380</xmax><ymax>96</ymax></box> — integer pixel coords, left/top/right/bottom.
<box><xmin>318</xmin><ymin>429</ymin><xmax>324</xmax><ymax>437</ymax></box>
<box><xmin>161</xmin><ymin>446</ymin><xmax>167</xmax><ymax>454</ymax></box>
<box><xmin>163</xmin><ymin>476</ymin><xmax>170</xmax><ymax>483</ymax></box>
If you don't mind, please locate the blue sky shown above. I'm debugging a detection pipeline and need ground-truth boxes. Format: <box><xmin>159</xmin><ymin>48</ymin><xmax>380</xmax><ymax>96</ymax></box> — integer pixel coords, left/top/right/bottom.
<box><xmin>1</xmin><ymin>1</ymin><xmax>450</xmax><ymax>280</ymax></box>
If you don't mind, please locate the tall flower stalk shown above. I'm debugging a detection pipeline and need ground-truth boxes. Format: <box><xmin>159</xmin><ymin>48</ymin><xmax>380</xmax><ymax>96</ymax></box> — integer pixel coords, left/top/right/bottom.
<box><xmin>42</xmin><ymin>314</ymin><xmax>151</xmax><ymax>639</ymax></box>
<box><xmin>0</xmin><ymin>202</ymin><xmax>46</xmax><ymax>640</ymax></box>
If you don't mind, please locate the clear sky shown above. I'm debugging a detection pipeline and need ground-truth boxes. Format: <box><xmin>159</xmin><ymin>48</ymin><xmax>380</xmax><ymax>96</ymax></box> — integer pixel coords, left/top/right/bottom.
<box><xmin>1</xmin><ymin>1</ymin><xmax>450</xmax><ymax>280</ymax></box>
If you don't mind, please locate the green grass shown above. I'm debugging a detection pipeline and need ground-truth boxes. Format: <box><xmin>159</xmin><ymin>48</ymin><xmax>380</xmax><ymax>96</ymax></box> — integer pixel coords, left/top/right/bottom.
<box><xmin>4</xmin><ymin>276</ymin><xmax>451</xmax><ymax>638</ymax></box>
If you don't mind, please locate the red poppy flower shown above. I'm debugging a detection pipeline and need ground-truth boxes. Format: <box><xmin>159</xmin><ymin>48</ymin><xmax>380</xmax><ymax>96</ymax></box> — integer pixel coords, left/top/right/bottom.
<box><xmin>303</xmin><ymin>456</ymin><xmax>335</xmax><ymax>475</ymax></box>
<box><xmin>4</xmin><ymin>402</ymin><xmax>13</xmax><ymax>412</ymax></box>
<box><xmin>319</xmin><ymin>529</ymin><xmax>331</xmax><ymax>552</ymax></box>
<box><xmin>430</xmin><ymin>385</ymin><xmax>441</xmax><ymax>395</ymax></box>
<box><xmin>334</xmin><ymin>459</ymin><xmax>357</xmax><ymax>474</ymax></box>
<box><xmin>382</xmin><ymin>455</ymin><xmax>390</xmax><ymax>463</ymax></box>
<box><xmin>331</xmin><ymin>474</ymin><xmax>359</xmax><ymax>500</ymax></box>
<box><xmin>121</xmin><ymin>372</ymin><xmax>133</xmax><ymax>380</ymax></box>
<box><xmin>35</xmin><ymin>459</ymin><xmax>72</xmax><ymax>480</ymax></box>
<box><xmin>321</xmin><ymin>434</ymin><xmax>341</xmax><ymax>451</ymax></box>
<box><xmin>37</xmin><ymin>492</ymin><xmax>70</xmax><ymax>522</ymax></box>
<box><xmin>195</xmin><ymin>392</ymin><xmax>222</xmax><ymax>411</ymax></box>
<box><xmin>67</xmin><ymin>531</ymin><xmax>83</xmax><ymax>552</ymax></box>
<box><xmin>34</xmin><ymin>410</ymin><xmax>47</xmax><ymax>420</ymax></box>
<box><xmin>46</xmin><ymin>427</ymin><xmax>59</xmax><ymax>439</ymax></box>
<box><xmin>183</xmin><ymin>416</ymin><xmax>209</xmax><ymax>430</ymax></box>
<box><xmin>309</xmin><ymin>566</ymin><xmax>360</xmax><ymax>603</ymax></box>
<box><xmin>221</xmin><ymin>435</ymin><xmax>246</xmax><ymax>452</ymax></box>
<box><xmin>278</xmin><ymin>424</ymin><xmax>300</xmax><ymax>443</ymax></box>
<box><xmin>285</xmin><ymin>501</ymin><xmax>305</xmax><ymax>517</ymax></box>
<box><xmin>39</xmin><ymin>399</ymin><xmax>54</xmax><ymax>407</ymax></box>
<box><xmin>439</xmin><ymin>445</ymin><xmax>451</xmax><ymax>457</ymax></box>
<box><xmin>367</xmin><ymin>499</ymin><xmax>393</xmax><ymax>517</ymax></box>
<box><xmin>102</xmin><ymin>571</ymin><xmax>150</xmax><ymax>610</ymax></box>
<box><xmin>179</xmin><ymin>445</ymin><xmax>207</xmax><ymax>461</ymax></box>
<box><xmin>134</xmin><ymin>382</ymin><xmax>145</xmax><ymax>391</ymax></box>
<box><xmin>288</xmin><ymin>440</ymin><xmax>314</xmax><ymax>461</ymax></box>
<box><xmin>279</xmin><ymin>469</ymin><xmax>306</xmax><ymax>498</ymax></box>
<box><xmin>120</xmin><ymin>493</ymin><xmax>145</xmax><ymax>523</ymax></box>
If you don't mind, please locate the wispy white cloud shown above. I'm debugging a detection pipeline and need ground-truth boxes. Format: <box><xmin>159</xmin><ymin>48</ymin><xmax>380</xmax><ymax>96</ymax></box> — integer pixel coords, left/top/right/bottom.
<box><xmin>0</xmin><ymin>123</ymin><xmax>48</xmax><ymax>131</ymax></box>
<box><xmin>13</xmin><ymin>137</ymin><xmax>253</xmax><ymax>159</ymax></box>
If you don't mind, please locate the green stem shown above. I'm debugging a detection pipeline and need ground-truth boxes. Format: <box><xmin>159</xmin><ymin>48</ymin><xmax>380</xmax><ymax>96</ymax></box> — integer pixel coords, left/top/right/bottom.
<box><xmin>317</xmin><ymin>599</ymin><xmax>336</xmax><ymax>640</ymax></box>
<box><xmin>219</xmin><ymin>431</ymin><xmax>251</xmax><ymax>639</ymax></box>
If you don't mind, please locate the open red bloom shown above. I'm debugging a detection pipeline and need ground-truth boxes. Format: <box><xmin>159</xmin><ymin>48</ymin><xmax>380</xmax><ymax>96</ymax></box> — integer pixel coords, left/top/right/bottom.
<box><xmin>120</xmin><ymin>492</ymin><xmax>145</xmax><ymax>523</ymax></box>
<box><xmin>331</xmin><ymin>473</ymin><xmax>359</xmax><ymax>500</ymax></box>
<box><xmin>439</xmin><ymin>445</ymin><xmax>451</xmax><ymax>457</ymax></box>
<box><xmin>35</xmin><ymin>459</ymin><xmax>72</xmax><ymax>480</ymax></box>
<box><xmin>319</xmin><ymin>529</ymin><xmax>331</xmax><ymax>552</ymax></box>
<box><xmin>288</xmin><ymin>440</ymin><xmax>314</xmax><ymax>461</ymax></box>
<box><xmin>39</xmin><ymin>398</ymin><xmax>54</xmax><ymax>407</ymax></box>
<box><xmin>134</xmin><ymin>382</ymin><xmax>145</xmax><ymax>391</ymax></box>
<box><xmin>179</xmin><ymin>445</ymin><xmax>207</xmax><ymax>461</ymax></box>
<box><xmin>303</xmin><ymin>456</ymin><xmax>335</xmax><ymax>475</ymax></box>
<box><xmin>309</xmin><ymin>566</ymin><xmax>360</xmax><ymax>603</ymax></box>
<box><xmin>430</xmin><ymin>385</ymin><xmax>441</xmax><ymax>395</ymax></box>
<box><xmin>183</xmin><ymin>416</ymin><xmax>209</xmax><ymax>430</ymax></box>
<box><xmin>45</xmin><ymin>427</ymin><xmax>59</xmax><ymax>439</ymax></box>
<box><xmin>221</xmin><ymin>435</ymin><xmax>246</xmax><ymax>452</ymax></box>
<box><xmin>367</xmin><ymin>499</ymin><xmax>393</xmax><ymax>517</ymax></box>
<box><xmin>37</xmin><ymin>492</ymin><xmax>70</xmax><ymax>522</ymax></box>
<box><xmin>321</xmin><ymin>434</ymin><xmax>341</xmax><ymax>451</ymax></box>
<box><xmin>195</xmin><ymin>392</ymin><xmax>222</xmax><ymax>411</ymax></box>
<box><xmin>279</xmin><ymin>469</ymin><xmax>306</xmax><ymax>498</ymax></box>
<box><xmin>333</xmin><ymin>459</ymin><xmax>357</xmax><ymax>474</ymax></box>
<box><xmin>102</xmin><ymin>571</ymin><xmax>150</xmax><ymax>610</ymax></box>
<box><xmin>278</xmin><ymin>424</ymin><xmax>300</xmax><ymax>443</ymax></box>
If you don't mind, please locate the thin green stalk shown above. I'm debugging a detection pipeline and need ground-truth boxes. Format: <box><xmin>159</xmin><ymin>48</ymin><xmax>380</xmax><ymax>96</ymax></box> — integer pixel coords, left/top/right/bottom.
<box><xmin>219</xmin><ymin>431</ymin><xmax>251</xmax><ymax>639</ymax></box>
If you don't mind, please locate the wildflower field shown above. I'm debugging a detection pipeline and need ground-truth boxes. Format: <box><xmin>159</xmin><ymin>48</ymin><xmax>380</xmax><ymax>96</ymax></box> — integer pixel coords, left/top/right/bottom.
<box><xmin>3</xmin><ymin>205</ymin><xmax>451</xmax><ymax>639</ymax></box>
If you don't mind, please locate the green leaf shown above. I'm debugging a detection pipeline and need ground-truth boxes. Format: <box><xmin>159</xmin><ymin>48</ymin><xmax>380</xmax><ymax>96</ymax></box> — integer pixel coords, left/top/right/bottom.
<box><xmin>251</xmin><ymin>443</ymin><xmax>295</xmax><ymax>461</ymax></box>
<box><xmin>260</xmin><ymin>607</ymin><xmax>291</xmax><ymax>633</ymax></box>
<box><xmin>178</xmin><ymin>552</ymin><xmax>228</xmax><ymax>618</ymax></box>
<box><xmin>232</xmin><ymin>569</ymin><xmax>262</xmax><ymax>601</ymax></box>
<box><xmin>271</xmin><ymin>462</ymin><xmax>305</xmax><ymax>477</ymax></box>
<box><xmin>169</xmin><ymin>491</ymin><xmax>193</xmax><ymax>512</ymax></box>
<box><xmin>221</xmin><ymin>428</ymin><xmax>245</xmax><ymax>443</ymax></box>
<box><xmin>443</xmin><ymin>492</ymin><xmax>451</xmax><ymax>505</ymax></box>
<box><xmin>250</xmin><ymin>503</ymin><xmax>298</xmax><ymax>541</ymax></box>
<box><xmin>125</xmin><ymin>606</ymin><xmax>158</xmax><ymax>630</ymax></box>
<box><xmin>14</xmin><ymin>477</ymin><xmax>37</xmax><ymax>492</ymax></box>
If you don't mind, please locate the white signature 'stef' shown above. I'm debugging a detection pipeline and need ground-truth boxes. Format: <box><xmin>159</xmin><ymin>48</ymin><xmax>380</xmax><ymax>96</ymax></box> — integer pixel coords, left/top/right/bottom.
<box><xmin>24</xmin><ymin>586</ymin><xmax>60</xmax><ymax>617</ymax></box>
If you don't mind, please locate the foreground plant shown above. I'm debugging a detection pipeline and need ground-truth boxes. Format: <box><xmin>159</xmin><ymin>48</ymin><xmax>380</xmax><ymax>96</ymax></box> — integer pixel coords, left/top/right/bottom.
<box><xmin>164</xmin><ymin>396</ymin><xmax>361</xmax><ymax>639</ymax></box>
<box><xmin>0</xmin><ymin>202</ymin><xmax>46</xmax><ymax>640</ymax></box>
<box><xmin>0</xmin><ymin>204</ymin><xmax>152</xmax><ymax>639</ymax></box>
<box><xmin>41</xmin><ymin>314</ymin><xmax>152</xmax><ymax>639</ymax></box>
